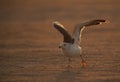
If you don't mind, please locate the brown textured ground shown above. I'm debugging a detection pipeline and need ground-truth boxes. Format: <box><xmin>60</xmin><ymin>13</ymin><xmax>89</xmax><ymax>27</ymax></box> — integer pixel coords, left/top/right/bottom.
<box><xmin>0</xmin><ymin>0</ymin><xmax>120</xmax><ymax>82</ymax></box>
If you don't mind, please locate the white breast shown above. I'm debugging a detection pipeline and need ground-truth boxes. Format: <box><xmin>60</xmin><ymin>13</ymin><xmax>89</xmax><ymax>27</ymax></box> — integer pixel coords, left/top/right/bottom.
<box><xmin>62</xmin><ymin>44</ymin><xmax>82</xmax><ymax>57</ymax></box>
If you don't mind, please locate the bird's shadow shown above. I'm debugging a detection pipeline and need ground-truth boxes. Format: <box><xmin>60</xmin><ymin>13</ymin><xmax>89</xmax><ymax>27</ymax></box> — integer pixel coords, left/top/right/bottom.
<box><xmin>55</xmin><ymin>68</ymin><xmax>82</xmax><ymax>82</ymax></box>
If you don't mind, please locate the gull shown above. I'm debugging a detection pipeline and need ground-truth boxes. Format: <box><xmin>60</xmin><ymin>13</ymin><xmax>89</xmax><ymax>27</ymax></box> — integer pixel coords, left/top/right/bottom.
<box><xmin>52</xmin><ymin>19</ymin><xmax>106</xmax><ymax>68</ymax></box>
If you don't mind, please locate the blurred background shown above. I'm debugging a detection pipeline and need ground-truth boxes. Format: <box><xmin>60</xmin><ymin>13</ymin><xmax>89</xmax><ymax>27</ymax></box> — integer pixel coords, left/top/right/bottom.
<box><xmin>0</xmin><ymin>0</ymin><xmax>120</xmax><ymax>82</ymax></box>
<box><xmin>0</xmin><ymin>0</ymin><xmax>120</xmax><ymax>22</ymax></box>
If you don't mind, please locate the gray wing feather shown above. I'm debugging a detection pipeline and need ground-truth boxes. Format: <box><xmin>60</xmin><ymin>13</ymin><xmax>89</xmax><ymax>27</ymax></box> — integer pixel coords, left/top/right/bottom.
<box><xmin>53</xmin><ymin>21</ymin><xmax>74</xmax><ymax>43</ymax></box>
<box><xmin>72</xmin><ymin>19</ymin><xmax>106</xmax><ymax>44</ymax></box>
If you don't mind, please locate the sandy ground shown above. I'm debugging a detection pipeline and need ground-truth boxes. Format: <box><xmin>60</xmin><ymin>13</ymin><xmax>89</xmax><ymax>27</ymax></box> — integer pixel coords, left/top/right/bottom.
<box><xmin>0</xmin><ymin>0</ymin><xmax>120</xmax><ymax>82</ymax></box>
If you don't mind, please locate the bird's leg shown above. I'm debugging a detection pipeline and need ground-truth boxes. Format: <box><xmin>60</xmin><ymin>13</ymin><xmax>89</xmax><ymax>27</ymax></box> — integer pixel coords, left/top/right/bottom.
<box><xmin>67</xmin><ymin>57</ymin><xmax>72</xmax><ymax>68</ymax></box>
<box><xmin>80</xmin><ymin>55</ymin><xmax>87</xmax><ymax>67</ymax></box>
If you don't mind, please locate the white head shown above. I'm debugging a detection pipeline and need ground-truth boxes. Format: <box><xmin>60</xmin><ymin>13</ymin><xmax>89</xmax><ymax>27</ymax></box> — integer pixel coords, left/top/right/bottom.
<box><xmin>59</xmin><ymin>42</ymin><xmax>71</xmax><ymax>49</ymax></box>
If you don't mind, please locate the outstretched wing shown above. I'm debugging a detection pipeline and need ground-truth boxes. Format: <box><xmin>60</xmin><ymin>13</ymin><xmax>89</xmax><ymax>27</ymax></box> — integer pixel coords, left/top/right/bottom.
<box><xmin>72</xmin><ymin>19</ymin><xmax>106</xmax><ymax>44</ymax></box>
<box><xmin>52</xmin><ymin>21</ymin><xmax>74</xmax><ymax>43</ymax></box>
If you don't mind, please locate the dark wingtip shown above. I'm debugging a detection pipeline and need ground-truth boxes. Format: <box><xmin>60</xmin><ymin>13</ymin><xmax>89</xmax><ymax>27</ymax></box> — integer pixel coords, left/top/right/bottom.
<box><xmin>94</xmin><ymin>19</ymin><xmax>109</xmax><ymax>25</ymax></box>
<box><xmin>95</xmin><ymin>19</ymin><xmax>106</xmax><ymax>23</ymax></box>
<box><xmin>99</xmin><ymin>19</ymin><xmax>106</xmax><ymax>22</ymax></box>
<box><xmin>96</xmin><ymin>19</ymin><xmax>110</xmax><ymax>23</ymax></box>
